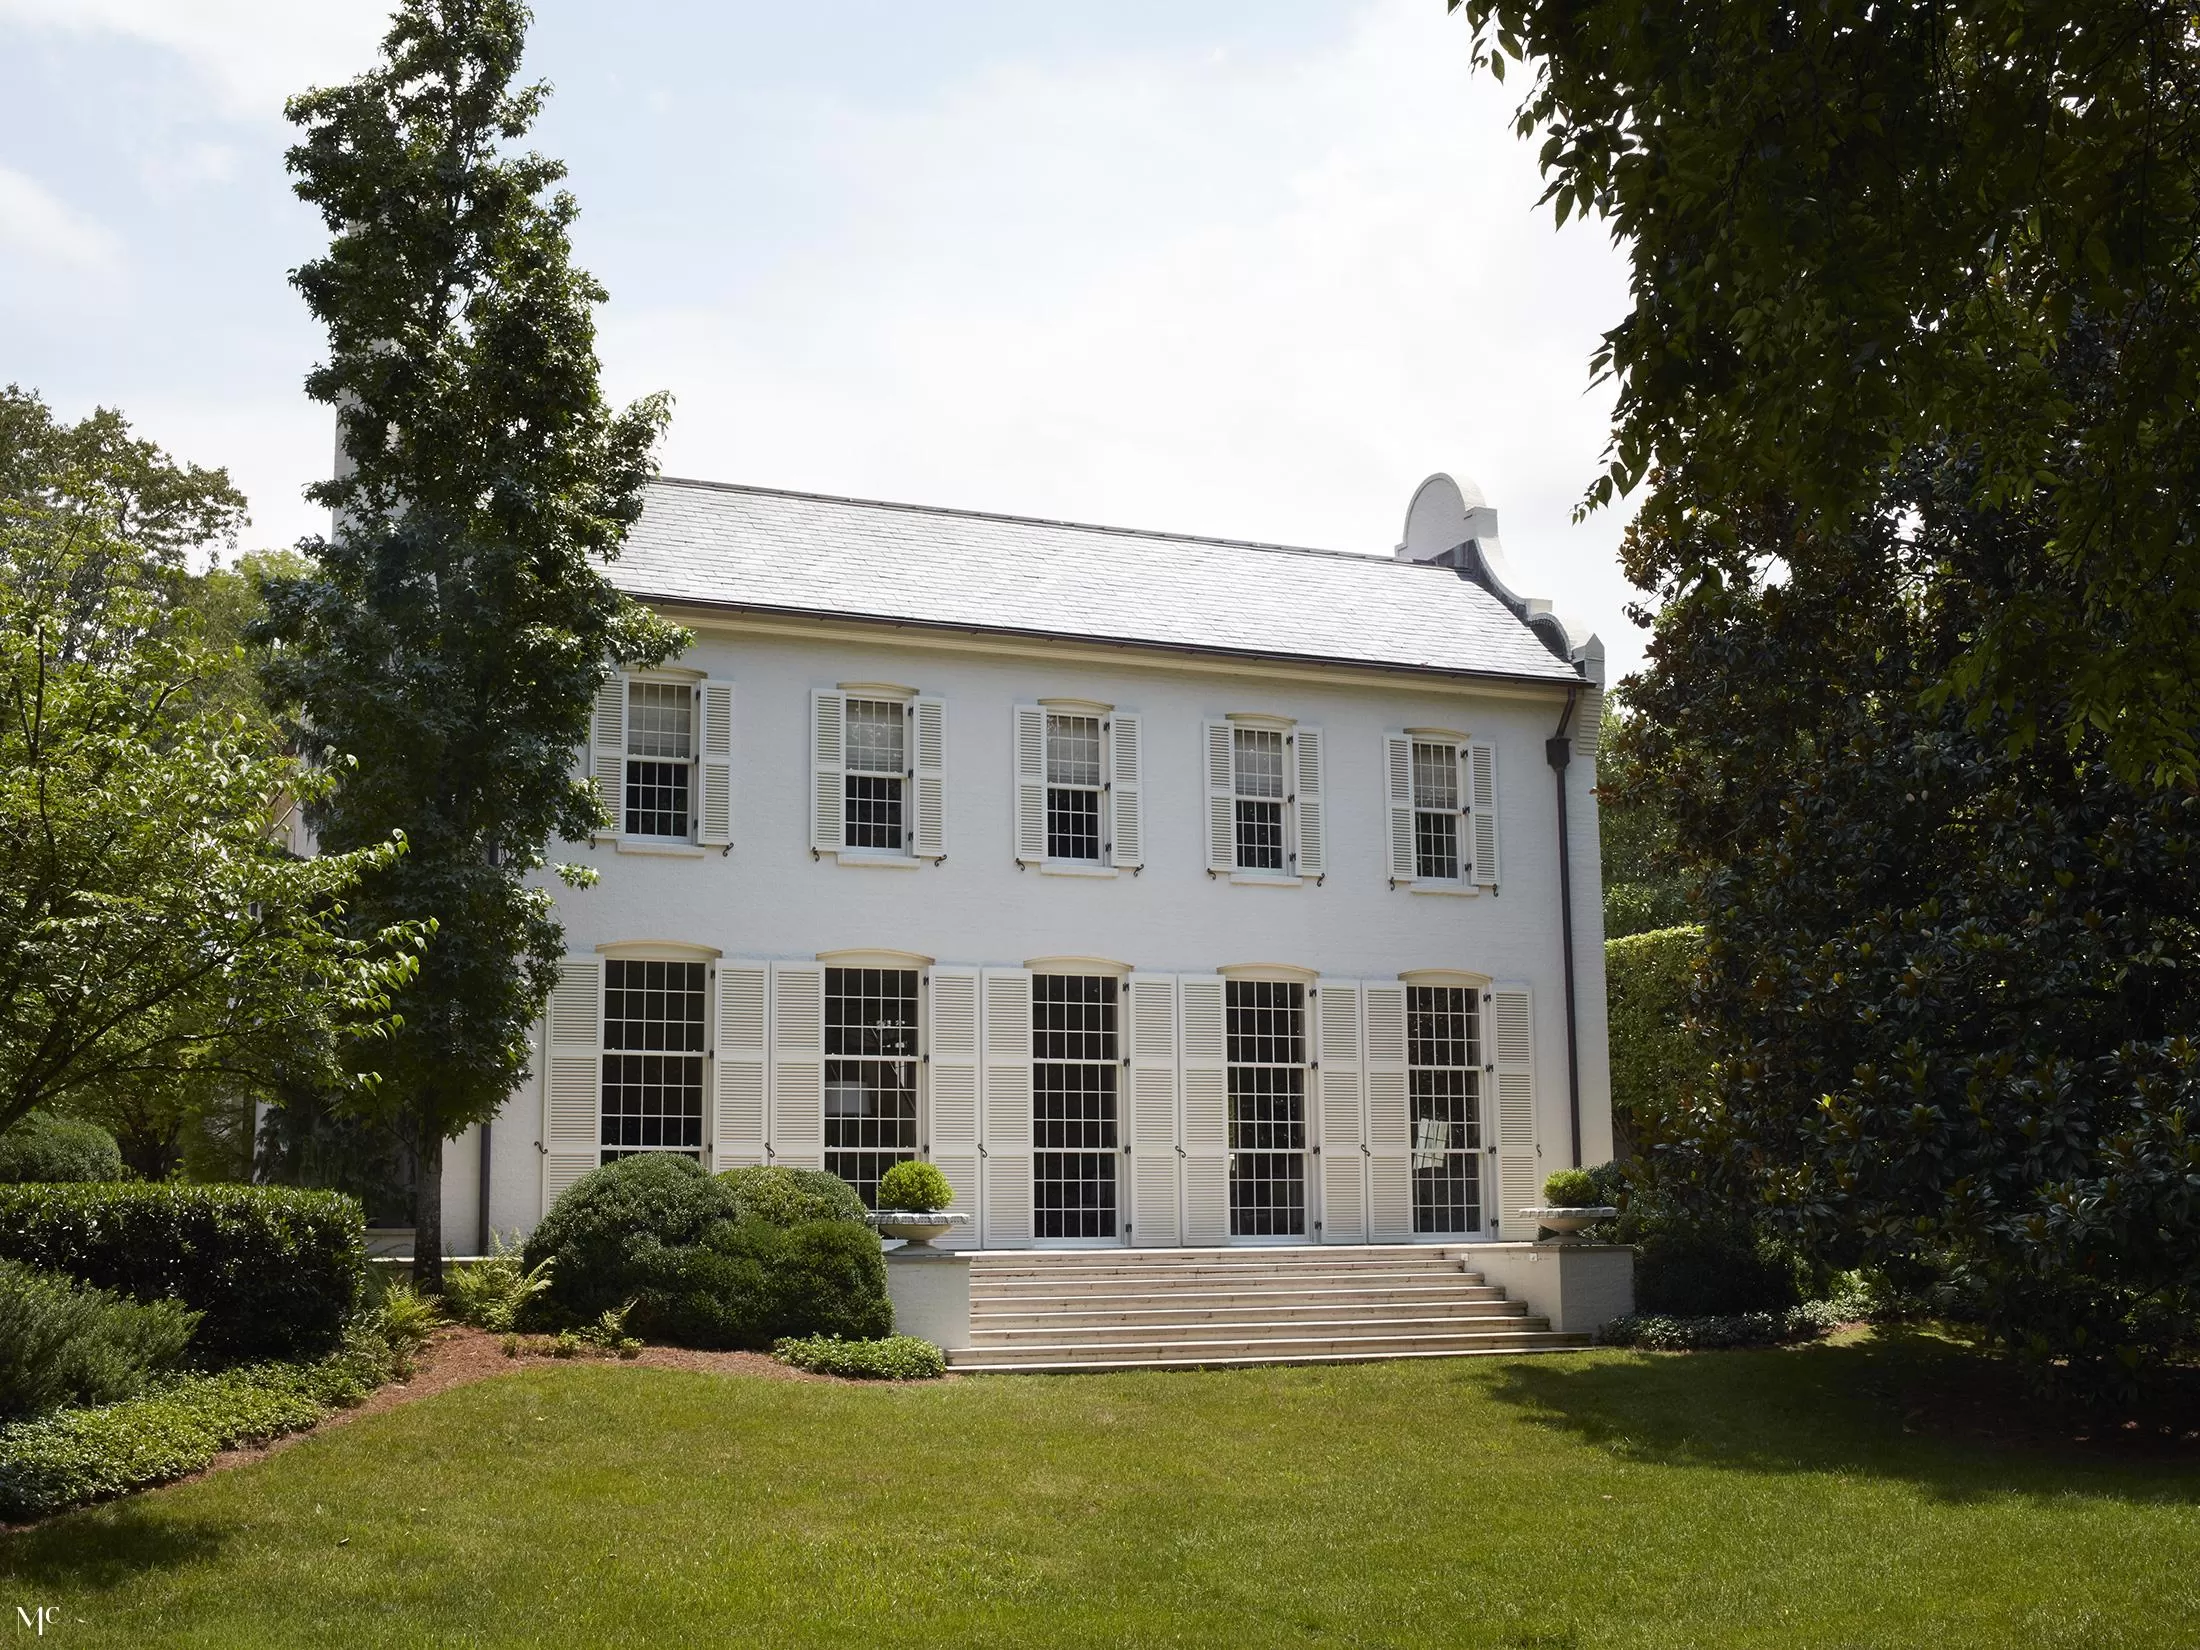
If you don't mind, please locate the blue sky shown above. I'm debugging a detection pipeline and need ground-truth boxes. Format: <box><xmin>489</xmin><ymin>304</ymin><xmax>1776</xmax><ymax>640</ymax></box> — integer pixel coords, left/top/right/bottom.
<box><xmin>0</xmin><ymin>0</ymin><xmax>1644</xmax><ymax>680</ymax></box>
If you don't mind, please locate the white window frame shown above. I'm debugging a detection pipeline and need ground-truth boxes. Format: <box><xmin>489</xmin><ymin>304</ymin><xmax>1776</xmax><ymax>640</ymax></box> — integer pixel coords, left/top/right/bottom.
<box><xmin>1409</xmin><ymin>735</ymin><xmax>1469</xmax><ymax>886</ymax></box>
<box><xmin>1206</xmin><ymin>716</ymin><xmax>1320</xmax><ymax>883</ymax></box>
<box><xmin>1016</xmin><ymin>700</ymin><xmax>1141</xmax><ymax>875</ymax></box>
<box><xmin>814</xmin><ymin>685</ymin><xmax>946</xmax><ymax>865</ymax></box>
<box><xmin>621</xmin><ymin>676</ymin><xmax>699</xmax><ymax>844</ymax></box>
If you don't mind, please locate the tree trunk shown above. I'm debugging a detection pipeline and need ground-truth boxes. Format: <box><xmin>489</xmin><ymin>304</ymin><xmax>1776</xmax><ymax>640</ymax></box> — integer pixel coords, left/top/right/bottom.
<box><xmin>413</xmin><ymin>1115</ymin><xmax>446</xmax><ymax>1295</ymax></box>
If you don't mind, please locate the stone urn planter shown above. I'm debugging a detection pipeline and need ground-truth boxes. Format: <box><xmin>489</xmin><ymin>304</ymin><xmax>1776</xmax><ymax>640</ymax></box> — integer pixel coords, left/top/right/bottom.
<box><xmin>873</xmin><ymin>1210</ymin><xmax>971</xmax><ymax>1250</ymax></box>
<box><xmin>1517</xmin><ymin>1206</ymin><xmax>1619</xmax><ymax>1243</ymax></box>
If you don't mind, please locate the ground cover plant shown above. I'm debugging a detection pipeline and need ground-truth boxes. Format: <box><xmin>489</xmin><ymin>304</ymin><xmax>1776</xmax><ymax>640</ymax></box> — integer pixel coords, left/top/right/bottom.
<box><xmin>1</xmin><ymin>1334</ymin><xmax>2192</xmax><ymax>1646</ymax></box>
<box><xmin>772</xmin><ymin>1334</ymin><xmax>946</xmax><ymax>1381</ymax></box>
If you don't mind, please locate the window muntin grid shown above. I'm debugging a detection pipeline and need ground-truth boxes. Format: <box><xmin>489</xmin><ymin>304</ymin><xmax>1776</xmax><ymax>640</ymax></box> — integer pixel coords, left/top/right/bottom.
<box><xmin>1227</xmin><ymin>979</ymin><xmax>1306</xmax><ymax>1236</ymax></box>
<box><xmin>1411</xmin><ymin>740</ymin><xmax>1462</xmax><ymax>881</ymax></box>
<box><xmin>1408</xmin><ymin>985</ymin><xmax>1483</xmax><ymax>1233</ymax></box>
<box><xmin>600</xmin><ymin>959</ymin><xmax>706</xmax><ymax>1161</ymax></box>
<box><xmin>843</xmin><ymin>699</ymin><xmax>906</xmax><ymax>851</ymax></box>
<box><xmin>1032</xmin><ymin>974</ymin><xmax>1118</xmax><ymax>1238</ymax></box>
<box><xmin>624</xmin><ymin>681</ymin><xmax>694</xmax><ymax>839</ymax></box>
<box><xmin>1232</xmin><ymin>726</ymin><xmax>1288</xmax><ymax>872</ymax></box>
<box><xmin>824</xmin><ymin>966</ymin><xmax>919</xmax><ymax>1206</ymax></box>
<box><xmin>1045</xmin><ymin>714</ymin><xmax>1104</xmax><ymax>862</ymax></box>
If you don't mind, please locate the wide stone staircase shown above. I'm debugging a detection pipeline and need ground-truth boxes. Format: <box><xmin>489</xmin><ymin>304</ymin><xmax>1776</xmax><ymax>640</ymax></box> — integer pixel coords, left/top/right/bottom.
<box><xmin>944</xmin><ymin>1245</ymin><xmax>1592</xmax><ymax>1374</ymax></box>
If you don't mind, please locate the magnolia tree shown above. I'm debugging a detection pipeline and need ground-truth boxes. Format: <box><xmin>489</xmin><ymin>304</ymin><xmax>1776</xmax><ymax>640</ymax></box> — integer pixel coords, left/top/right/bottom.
<box><xmin>264</xmin><ymin>0</ymin><xmax>683</xmax><ymax>1287</ymax></box>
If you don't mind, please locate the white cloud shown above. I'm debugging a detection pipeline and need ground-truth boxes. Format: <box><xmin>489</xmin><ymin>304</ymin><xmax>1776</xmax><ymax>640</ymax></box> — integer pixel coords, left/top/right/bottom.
<box><xmin>0</xmin><ymin>164</ymin><xmax>120</xmax><ymax>275</ymax></box>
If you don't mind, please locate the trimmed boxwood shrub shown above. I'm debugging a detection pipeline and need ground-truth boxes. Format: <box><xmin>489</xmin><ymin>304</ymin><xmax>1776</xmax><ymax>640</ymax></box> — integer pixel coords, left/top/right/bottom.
<box><xmin>523</xmin><ymin>1154</ymin><xmax>742</xmax><ymax>1326</ymax></box>
<box><xmin>1541</xmin><ymin>1168</ymin><xmax>1602</xmax><ymax>1208</ymax></box>
<box><xmin>718</xmin><ymin>1163</ymin><xmax>870</xmax><ymax>1228</ymax></box>
<box><xmin>0</xmin><ymin>1183</ymin><xmax>365</xmax><ymax>1361</ymax></box>
<box><xmin>0</xmin><ymin>1262</ymin><xmax>200</xmax><ymax>1419</ymax></box>
<box><xmin>876</xmin><ymin>1159</ymin><xmax>954</xmax><ymax>1213</ymax></box>
<box><xmin>0</xmin><ymin>1113</ymin><xmax>124</xmax><ymax>1184</ymax></box>
<box><xmin>1604</xmin><ymin>924</ymin><xmax>1706</xmax><ymax>1155</ymax></box>
<box><xmin>774</xmin><ymin>1333</ymin><xmax>946</xmax><ymax>1380</ymax></box>
<box><xmin>645</xmin><ymin>1218</ymin><xmax>892</xmax><ymax>1349</ymax></box>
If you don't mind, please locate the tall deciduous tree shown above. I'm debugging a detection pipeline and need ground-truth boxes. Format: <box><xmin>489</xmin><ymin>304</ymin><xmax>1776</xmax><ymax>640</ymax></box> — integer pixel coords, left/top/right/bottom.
<box><xmin>265</xmin><ymin>0</ymin><xmax>683</xmax><ymax>1287</ymax></box>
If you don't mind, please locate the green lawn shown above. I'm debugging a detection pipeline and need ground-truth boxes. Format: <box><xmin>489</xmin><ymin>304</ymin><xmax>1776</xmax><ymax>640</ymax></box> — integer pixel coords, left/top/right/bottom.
<box><xmin>3</xmin><ymin>1334</ymin><xmax>2195</xmax><ymax>1648</ymax></box>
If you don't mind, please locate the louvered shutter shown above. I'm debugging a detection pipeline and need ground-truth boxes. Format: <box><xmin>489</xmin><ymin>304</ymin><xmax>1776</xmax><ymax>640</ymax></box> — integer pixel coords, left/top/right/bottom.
<box><xmin>1203</xmin><ymin>722</ymin><xmax>1236</xmax><ymax>872</ymax></box>
<box><xmin>1386</xmin><ymin>735</ymin><xmax>1417</xmax><ymax>881</ymax></box>
<box><xmin>712</xmin><ymin>962</ymin><xmax>768</xmax><ymax>1169</ymax></box>
<box><xmin>770</xmin><ymin>963</ymin><xmax>826</xmax><ymax>1170</ymax></box>
<box><xmin>810</xmin><ymin>691</ymin><xmax>845</xmax><ymax>854</ymax></box>
<box><xmin>1126</xmin><ymin>973</ymin><xmax>1181</xmax><ymax>1247</ymax></box>
<box><xmin>1178</xmin><ymin>975</ymin><xmax>1230</xmax><ymax>1245</ymax></box>
<box><xmin>1364</xmin><ymin>982</ymin><xmax>1413</xmax><ymax>1241</ymax></box>
<box><xmin>1469</xmin><ymin>742</ymin><xmax>1500</xmax><ymax>888</ymax></box>
<box><xmin>980</xmin><ymin>969</ymin><xmax>1034</xmax><ymax>1247</ymax></box>
<box><xmin>1108</xmin><ymin>712</ymin><xmax>1143</xmax><ymax>870</ymax></box>
<box><xmin>590</xmin><ymin>676</ymin><xmax>626</xmax><ymax>839</ymax></box>
<box><xmin>697</xmin><ymin>679</ymin><xmax>734</xmax><ymax>848</ymax></box>
<box><xmin>1574</xmin><ymin>687</ymin><xmax>1603</xmax><ymax>763</ymax></box>
<box><xmin>912</xmin><ymin>696</ymin><xmax>947</xmax><ymax>858</ymax></box>
<box><xmin>1013</xmin><ymin>705</ymin><xmax>1047</xmax><ymax>864</ymax></box>
<box><xmin>1315</xmin><ymin>980</ymin><xmax>1366</xmax><ymax>1244</ymax></box>
<box><xmin>925</xmin><ymin>967</ymin><xmax>981</xmax><ymax>1244</ymax></box>
<box><xmin>1293</xmin><ymin>725</ymin><xmax>1325</xmax><ymax>877</ymax></box>
<box><xmin>542</xmin><ymin>957</ymin><xmax>601</xmax><ymax>1209</ymax></box>
<box><xmin>1490</xmin><ymin>984</ymin><xmax>1537</xmax><ymax>1237</ymax></box>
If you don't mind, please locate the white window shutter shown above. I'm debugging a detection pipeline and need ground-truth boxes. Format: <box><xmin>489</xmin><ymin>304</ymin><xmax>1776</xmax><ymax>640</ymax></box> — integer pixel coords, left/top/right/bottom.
<box><xmin>980</xmin><ymin>968</ymin><xmax>1034</xmax><ymax>1247</ymax></box>
<box><xmin>1013</xmin><ymin>705</ymin><xmax>1047</xmax><ymax>864</ymax></box>
<box><xmin>1293</xmin><ymin>725</ymin><xmax>1325</xmax><ymax>878</ymax></box>
<box><xmin>769</xmin><ymin>962</ymin><xmax>826</xmax><ymax>1170</ymax></box>
<box><xmin>925</xmin><ymin>967</ymin><xmax>981</xmax><ymax>1243</ymax></box>
<box><xmin>712</xmin><ymin>962</ymin><xmax>768</xmax><ymax>1169</ymax></box>
<box><xmin>590</xmin><ymin>676</ymin><xmax>626</xmax><ymax>839</ymax></box>
<box><xmin>1203</xmin><ymin>721</ymin><xmax>1236</xmax><ymax>872</ymax></box>
<box><xmin>1178</xmin><ymin>975</ymin><xmax>1230</xmax><ymax>1245</ymax></box>
<box><xmin>698</xmin><ymin>679</ymin><xmax>734</xmax><ymax>849</ymax></box>
<box><xmin>1125</xmin><ymin>973</ymin><xmax>1181</xmax><ymax>1248</ymax></box>
<box><xmin>542</xmin><ymin>956</ymin><xmax>602</xmax><ymax>1210</ymax></box>
<box><xmin>1469</xmin><ymin>741</ymin><xmax>1500</xmax><ymax>888</ymax></box>
<box><xmin>1363</xmin><ymin>983</ymin><xmax>1412</xmax><ymax>1242</ymax></box>
<box><xmin>1314</xmin><ymin>980</ymin><xmax>1366</xmax><ymax>1244</ymax></box>
<box><xmin>1108</xmin><ymin>712</ymin><xmax>1143</xmax><ymax>870</ymax></box>
<box><xmin>1490</xmin><ymin>984</ymin><xmax>1537</xmax><ymax>1237</ymax></box>
<box><xmin>1574</xmin><ymin>686</ymin><xmax>1603</xmax><ymax>762</ymax></box>
<box><xmin>809</xmin><ymin>691</ymin><xmax>845</xmax><ymax>854</ymax></box>
<box><xmin>1386</xmin><ymin>735</ymin><xmax>1417</xmax><ymax>881</ymax></box>
<box><xmin>912</xmin><ymin>697</ymin><xmax>947</xmax><ymax>859</ymax></box>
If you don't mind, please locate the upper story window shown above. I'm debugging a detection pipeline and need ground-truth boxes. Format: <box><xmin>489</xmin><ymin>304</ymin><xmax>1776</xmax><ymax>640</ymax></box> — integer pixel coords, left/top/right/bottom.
<box><xmin>1411</xmin><ymin>739</ymin><xmax>1463</xmax><ymax>881</ymax></box>
<box><xmin>813</xmin><ymin>689</ymin><xmax>947</xmax><ymax>862</ymax></box>
<box><xmin>843</xmin><ymin>698</ymin><xmax>907</xmax><ymax>851</ymax></box>
<box><xmin>1232</xmin><ymin>727</ymin><xmax>1288</xmax><ymax>871</ymax></box>
<box><xmin>1387</xmin><ymin>732</ymin><xmax>1498</xmax><ymax>889</ymax></box>
<box><xmin>1045</xmin><ymin>714</ymin><xmax>1104</xmax><ymax>861</ymax></box>
<box><xmin>587</xmin><ymin>671</ymin><xmax>735</xmax><ymax>850</ymax></box>
<box><xmin>1203</xmin><ymin>717</ymin><xmax>1325</xmax><ymax>880</ymax></box>
<box><xmin>1013</xmin><ymin>702</ymin><xmax>1143</xmax><ymax>871</ymax></box>
<box><xmin>624</xmin><ymin>682</ymin><xmax>694</xmax><ymax>839</ymax></box>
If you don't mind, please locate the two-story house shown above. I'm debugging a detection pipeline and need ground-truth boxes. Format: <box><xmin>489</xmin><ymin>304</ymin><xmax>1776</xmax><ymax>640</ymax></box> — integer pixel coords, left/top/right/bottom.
<box><xmin>440</xmin><ymin>469</ymin><xmax>1612</xmax><ymax>1259</ymax></box>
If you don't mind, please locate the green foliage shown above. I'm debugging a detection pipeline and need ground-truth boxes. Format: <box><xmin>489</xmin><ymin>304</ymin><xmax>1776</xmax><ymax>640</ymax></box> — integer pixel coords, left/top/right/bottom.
<box><xmin>523</xmin><ymin>1155</ymin><xmax>739</xmax><ymax>1324</ymax></box>
<box><xmin>772</xmin><ymin>1334</ymin><xmax>946</xmax><ymax>1381</ymax></box>
<box><xmin>367</xmin><ymin>1281</ymin><xmax>442</xmax><ymax>1357</ymax></box>
<box><xmin>1598</xmin><ymin>1299</ymin><xmax>1852</xmax><ymax>1352</ymax></box>
<box><xmin>261</xmin><ymin>0</ymin><xmax>686</xmax><ymax>1285</ymax></box>
<box><xmin>443</xmin><ymin>1235</ymin><xmax>554</xmax><ymax>1333</ymax></box>
<box><xmin>1597</xmin><ymin>713</ymin><xmax>1693</xmax><ymax>938</ymax></box>
<box><xmin>0</xmin><ymin>1112</ymin><xmax>123</xmax><ymax>1183</ymax></box>
<box><xmin>1540</xmin><ymin>1168</ymin><xmax>1601</xmax><ymax>1208</ymax></box>
<box><xmin>718</xmin><ymin>1164</ymin><xmax>870</xmax><ymax>1228</ymax></box>
<box><xmin>1603</xmin><ymin>925</ymin><xmax>1706</xmax><ymax>1157</ymax></box>
<box><xmin>0</xmin><ymin>1261</ymin><xmax>199</xmax><ymax>1419</ymax></box>
<box><xmin>875</xmin><ymin>1159</ymin><xmax>954</xmax><ymax>1214</ymax></box>
<box><xmin>0</xmin><ymin>1182</ymin><xmax>367</xmax><ymax>1361</ymax></box>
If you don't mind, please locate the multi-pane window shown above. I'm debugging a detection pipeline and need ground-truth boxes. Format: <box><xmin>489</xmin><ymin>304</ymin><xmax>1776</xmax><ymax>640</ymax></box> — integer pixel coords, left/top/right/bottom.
<box><xmin>600</xmin><ymin>959</ymin><xmax>706</xmax><ymax>1162</ymax></box>
<box><xmin>1045</xmin><ymin>714</ymin><xmax>1104</xmax><ymax>862</ymax></box>
<box><xmin>843</xmin><ymin>699</ymin><xmax>906</xmax><ymax>852</ymax></box>
<box><xmin>1227</xmin><ymin>980</ymin><xmax>1306</xmax><ymax>1236</ymax></box>
<box><xmin>1408</xmin><ymin>986</ymin><xmax>1483</xmax><ymax>1233</ymax></box>
<box><xmin>625</xmin><ymin>682</ymin><xmax>694</xmax><ymax>839</ymax></box>
<box><xmin>1232</xmin><ymin>727</ymin><xmax>1288</xmax><ymax>872</ymax></box>
<box><xmin>824</xmin><ymin>967</ymin><xmax>918</xmax><ymax>1206</ymax></box>
<box><xmin>1032</xmin><ymin>975</ymin><xmax>1118</xmax><ymax>1239</ymax></box>
<box><xmin>1412</xmin><ymin>741</ymin><xmax>1463</xmax><ymax>881</ymax></box>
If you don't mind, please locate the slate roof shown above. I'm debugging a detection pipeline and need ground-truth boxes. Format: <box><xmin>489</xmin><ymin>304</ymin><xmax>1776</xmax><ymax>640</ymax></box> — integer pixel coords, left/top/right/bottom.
<box><xmin>609</xmin><ymin>477</ymin><xmax>1582</xmax><ymax>685</ymax></box>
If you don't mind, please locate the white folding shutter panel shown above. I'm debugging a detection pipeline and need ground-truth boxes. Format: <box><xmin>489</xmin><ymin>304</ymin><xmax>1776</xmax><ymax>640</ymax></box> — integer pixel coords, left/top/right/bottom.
<box><xmin>1013</xmin><ymin>705</ymin><xmax>1048</xmax><ymax>864</ymax></box>
<box><xmin>770</xmin><ymin>963</ymin><xmax>826</xmax><ymax>1170</ymax></box>
<box><xmin>810</xmin><ymin>690</ymin><xmax>845</xmax><ymax>854</ymax></box>
<box><xmin>713</xmin><ymin>962</ymin><xmax>768</xmax><ymax>1169</ymax></box>
<box><xmin>697</xmin><ymin>679</ymin><xmax>734</xmax><ymax>849</ymax></box>
<box><xmin>1314</xmin><ymin>980</ymin><xmax>1366</xmax><ymax>1244</ymax></box>
<box><xmin>925</xmin><ymin>967</ymin><xmax>981</xmax><ymax>1245</ymax></box>
<box><xmin>1203</xmin><ymin>722</ymin><xmax>1236</xmax><ymax>872</ymax></box>
<box><xmin>981</xmin><ymin>969</ymin><xmax>1035</xmax><ymax>1247</ymax></box>
<box><xmin>590</xmin><ymin>676</ymin><xmax>625</xmax><ymax>838</ymax></box>
<box><xmin>1469</xmin><ymin>742</ymin><xmax>1500</xmax><ymax>888</ymax></box>
<box><xmin>1125</xmin><ymin>973</ymin><xmax>1181</xmax><ymax>1248</ymax></box>
<box><xmin>1293</xmin><ymin>725</ymin><xmax>1326</xmax><ymax>878</ymax></box>
<box><xmin>1364</xmin><ymin>982</ymin><xmax>1413</xmax><ymax>1242</ymax></box>
<box><xmin>1108</xmin><ymin>712</ymin><xmax>1143</xmax><ymax>870</ymax></box>
<box><xmin>1490</xmin><ymin>984</ymin><xmax>1538</xmax><ymax>1237</ymax></box>
<box><xmin>1178</xmin><ymin>975</ymin><xmax>1231</xmax><ymax>1245</ymax></box>
<box><xmin>1386</xmin><ymin>735</ymin><xmax>1417</xmax><ymax>881</ymax></box>
<box><xmin>542</xmin><ymin>956</ymin><xmax>602</xmax><ymax>1208</ymax></box>
<box><xmin>912</xmin><ymin>697</ymin><xmax>947</xmax><ymax>859</ymax></box>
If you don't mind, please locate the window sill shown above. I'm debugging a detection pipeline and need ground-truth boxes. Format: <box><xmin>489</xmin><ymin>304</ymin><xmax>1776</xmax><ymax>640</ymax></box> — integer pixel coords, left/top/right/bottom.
<box><xmin>1228</xmin><ymin>872</ymin><xmax>1304</xmax><ymax>888</ymax></box>
<box><xmin>828</xmin><ymin>851</ymin><xmax>923</xmax><ymax>870</ymax></box>
<box><xmin>1037</xmin><ymin>862</ymin><xmax>1119</xmax><ymax>879</ymax></box>
<box><xmin>613</xmin><ymin>839</ymin><xmax>708</xmax><ymax>858</ymax></box>
<box><xmin>1404</xmin><ymin>881</ymin><xmax>1481</xmax><ymax>897</ymax></box>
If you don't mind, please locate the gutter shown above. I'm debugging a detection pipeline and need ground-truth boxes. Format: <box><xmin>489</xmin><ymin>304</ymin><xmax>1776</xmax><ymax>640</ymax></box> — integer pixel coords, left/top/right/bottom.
<box><xmin>1547</xmin><ymin>687</ymin><xmax>1583</xmax><ymax>1169</ymax></box>
<box><xmin>477</xmin><ymin>1122</ymin><xmax>493</xmax><ymax>1256</ymax></box>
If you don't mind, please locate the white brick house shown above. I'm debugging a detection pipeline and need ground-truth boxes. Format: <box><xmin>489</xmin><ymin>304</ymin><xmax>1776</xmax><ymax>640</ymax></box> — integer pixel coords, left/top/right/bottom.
<box><xmin>442</xmin><ymin>470</ymin><xmax>1611</xmax><ymax>1255</ymax></box>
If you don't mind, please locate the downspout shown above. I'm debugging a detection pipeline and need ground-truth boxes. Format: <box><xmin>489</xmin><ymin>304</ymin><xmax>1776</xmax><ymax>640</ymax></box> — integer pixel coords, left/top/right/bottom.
<box><xmin>1546</xmin><ymin>687</ymin><xmax>1583</xmax><ymax>1169</ymax></box>
<box><xmin>477</xmin><ymin>1122</ymin><xmax>492</xmax><ymax>1257</ymax></box>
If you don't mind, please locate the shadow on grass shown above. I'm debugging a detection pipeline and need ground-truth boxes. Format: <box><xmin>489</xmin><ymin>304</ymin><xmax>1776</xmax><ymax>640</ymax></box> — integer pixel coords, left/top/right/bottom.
<box><xmin>0</xmin><ymin>1504</ymin><xmax>236</xmax><ymax>1591</ymax></box>
<box><xmin>1482</xmin><ymin>1329</ymin><xmax>2200</xmax><ymax>1507</ymax></box>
